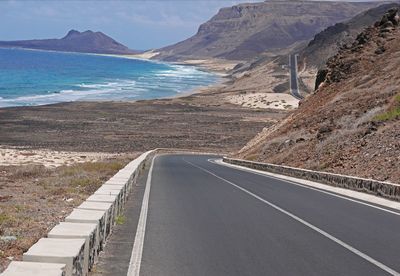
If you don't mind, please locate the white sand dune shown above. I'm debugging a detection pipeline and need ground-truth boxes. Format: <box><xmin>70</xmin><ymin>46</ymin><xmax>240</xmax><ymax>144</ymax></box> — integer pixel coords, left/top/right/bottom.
<box><xmin>227</xmin><ymin>92</ymin><xmax>299</xmax><ymax>110</ymax></box>
<box><xmin>0</xmin><ymin>147</ymin><xmax>118</xmax><ymax>167</ymax></box>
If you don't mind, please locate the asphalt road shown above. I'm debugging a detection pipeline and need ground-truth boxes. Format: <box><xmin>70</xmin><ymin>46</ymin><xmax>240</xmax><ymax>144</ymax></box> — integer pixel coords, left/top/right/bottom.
<box><xmin>289</xmin><ymin>54</ymin><xmax>303</xmax><ymax>100</ymax></box>
<box><xmin>130</xmin><ymin>154</ymin><xmax>400</xmax><ymax>276</ymax></box>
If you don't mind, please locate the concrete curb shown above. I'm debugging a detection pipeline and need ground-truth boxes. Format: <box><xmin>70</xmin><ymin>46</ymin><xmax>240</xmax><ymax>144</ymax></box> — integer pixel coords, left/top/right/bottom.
<box><xmin>0</xmin><ymin>261</ymin><xmax>67</xmax><ymax>276</ymax></box>
<box><xmin>223</xmin><ymin>157</ymin><xmax>400</xmax><ymax>202</ymax></box>
<box><xmin>1</xmin><ymin>150</ymin><xmax>156</xmax><ymax>276</ymax></box>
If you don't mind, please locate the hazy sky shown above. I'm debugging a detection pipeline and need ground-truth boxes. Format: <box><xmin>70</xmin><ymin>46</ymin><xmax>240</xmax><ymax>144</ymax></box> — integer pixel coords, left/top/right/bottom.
<box><xmin>0</xmin><ymin>0</ymin><xmax>381</xmax><ymax>50</ymax></box>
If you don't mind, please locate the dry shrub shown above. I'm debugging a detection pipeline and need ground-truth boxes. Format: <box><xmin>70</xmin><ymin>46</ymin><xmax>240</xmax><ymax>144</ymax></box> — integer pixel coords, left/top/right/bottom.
<box><xmin>11</xmin><ymin>165</ymin><xmax>51</xmax><ymax>179</ymax></box>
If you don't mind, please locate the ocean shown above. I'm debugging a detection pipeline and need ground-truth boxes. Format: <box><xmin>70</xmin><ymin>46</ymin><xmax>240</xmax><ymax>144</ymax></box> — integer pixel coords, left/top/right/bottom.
<box><xmin>0</xmin><ymin>48</ymin><xmax>218</xmax><ymax>107</ymax></box>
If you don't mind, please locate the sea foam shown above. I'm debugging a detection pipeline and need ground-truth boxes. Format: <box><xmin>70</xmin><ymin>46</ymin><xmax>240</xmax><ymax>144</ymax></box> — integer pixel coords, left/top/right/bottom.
<box><xmin>0</xmin><ymin>48</ymin><xmax>218</xmax><ymax>107</ymax></box>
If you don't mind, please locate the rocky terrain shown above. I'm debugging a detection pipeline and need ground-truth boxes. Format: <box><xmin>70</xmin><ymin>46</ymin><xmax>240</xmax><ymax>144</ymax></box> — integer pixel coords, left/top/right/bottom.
<box><xmin>0</xmin><ymin>88</ymin><xmax>285</xmax><ymax>154</ymax></box>
<box><xmin>0</xmin><ymin>30</ymin><xmax>138</xmax><ymax>55</ymax></box>
<box><xmin>155</xmin><ymin>1</ymin><xmax>382</xmax><ymax>61</ymax></box>
<box><xmin>300</xmin><ymin>2</ymin><xmax>400</xmax><ymax>70</ymax></box>
<box><xmin>237</xmin><ymin>8</ymin><xmax>400</xmax><ymax>184</ymax></box>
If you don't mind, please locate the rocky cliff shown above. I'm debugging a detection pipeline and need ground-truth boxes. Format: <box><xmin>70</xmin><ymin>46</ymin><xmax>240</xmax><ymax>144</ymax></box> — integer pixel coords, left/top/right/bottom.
<box><xmin>155</xmin><ymin>1</ymin><xmax>382</xmax><ymax>61</ymax></box>
<box><xmin>0</xmin><ymin>30</ymin><xmax>138</xmax><ymax>55</ymax></box>
<box><xmin>237</xmin><ymin>8</ymin><xmax>400</xmax><ymax>183</ymax></box>
<box><xmin>300</xmin><ymin>2</ymin><xmax>400</xmax><ymax>70</ymax></box>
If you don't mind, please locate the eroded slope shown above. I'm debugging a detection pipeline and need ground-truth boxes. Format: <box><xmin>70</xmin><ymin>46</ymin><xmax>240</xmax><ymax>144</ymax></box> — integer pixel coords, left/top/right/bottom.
<box><xmin>238</xmin><ymin>9</ymin><xmax>400</xmax><ymax>183</ymax></box>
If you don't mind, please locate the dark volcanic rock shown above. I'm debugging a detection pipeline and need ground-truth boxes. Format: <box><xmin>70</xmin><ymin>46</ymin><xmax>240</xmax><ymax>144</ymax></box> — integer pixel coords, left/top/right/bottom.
<box><xmin>314</xmin><ymin>8</ymin><xmax>400</xmax><ymax>89</ymax></box>
<box><xmin>300</xmin><ymin>3</ymin><xmax>400</xmax><ymax>69</ymax></box>
<box><xmin>0</xmin><ymin>30</ymin><xmax>138</xmax><ymax>55</ymax></box>
<box><xmin>315</xmin><ymin>69</ymin><xmax>329</xmax><ymax>90</ymax></box>
<box><xmin>375</xmin><ymin>45</ymin><xmax>386</xmax><ymax>54</ymax></box>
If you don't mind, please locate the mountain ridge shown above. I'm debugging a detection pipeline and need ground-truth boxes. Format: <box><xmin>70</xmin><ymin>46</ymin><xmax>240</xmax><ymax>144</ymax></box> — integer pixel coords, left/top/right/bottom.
<box><xmin>0</xmin><ymin>30</ymin><xmax>138</xmax><ymax>55</ymax></box>
<box><xmin>154</xmin><ymin>1</ymin><xmax>385</xmax><ymax>61</ymax></box>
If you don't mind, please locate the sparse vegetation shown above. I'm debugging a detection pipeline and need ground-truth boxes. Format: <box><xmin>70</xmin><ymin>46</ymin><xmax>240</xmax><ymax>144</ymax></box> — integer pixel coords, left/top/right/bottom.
<box><xmin>0</xmin><ymin>157</ymin><xmax>132</xmax><ymax>272</ymax></box>
<box><xmin>12</xmin><ymin>165</ymin><xmax>51</xmax><ymax>179</ymax></box>
<box><xmin>373</xmin><ymin>94</ymin><xmax>400</xmax><ymax>122</ymax></box>
<box><xmin>115</xmin><ymin>215</ymin><xmax>126</xmax><ymax>225</ymax></box>
<box><xmin>0</xmin><ymin>213</ymin><xmax>13</xmax><ymax>225</ymax></box>
<box><xmin>245</xmin><ymin>154</ymin><xmax>259</xmax><ymax>161</ymax></box>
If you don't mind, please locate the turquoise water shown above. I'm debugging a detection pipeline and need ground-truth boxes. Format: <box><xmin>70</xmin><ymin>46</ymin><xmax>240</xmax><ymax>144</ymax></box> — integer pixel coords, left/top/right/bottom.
<box><xmin>0</xmin><ymin>48</ymin><xmax>218</xmax><ymax>107</ymax></box>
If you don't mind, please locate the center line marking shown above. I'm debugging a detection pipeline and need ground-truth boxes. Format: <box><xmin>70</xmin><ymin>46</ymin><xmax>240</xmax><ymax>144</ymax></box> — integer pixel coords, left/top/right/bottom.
<box><xmin>184</xmin><ymin>158</ymin><xmax>400</xmax><ymax>276</ymax></box>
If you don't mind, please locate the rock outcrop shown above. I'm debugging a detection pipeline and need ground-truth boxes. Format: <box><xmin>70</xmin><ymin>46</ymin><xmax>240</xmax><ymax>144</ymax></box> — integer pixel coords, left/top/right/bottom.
<box><xmin>0</xmin><ymin>30</ymin><xmax>138</xmax><ymax>55</ymax></box>
<box><xmin>316</xmin><ymin>8</ymin><xmax>400</xmax><ymax>89</ymax></box>
<box><xmin>300</xmin><ymin>3</ymin><xmax>400</xmax><ymax>70</ymax></box>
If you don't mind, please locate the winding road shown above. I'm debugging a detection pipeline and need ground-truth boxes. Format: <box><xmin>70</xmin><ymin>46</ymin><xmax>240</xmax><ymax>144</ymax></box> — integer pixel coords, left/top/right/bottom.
<box><xmin>125</xmin><ymin>154</ymin><xmax>400</xmax><ymax>276</ymax></box>
<box><xmin>289</xmin><ymin>54</ymin><xmax>303</xmax><ymax>100</ymax></box>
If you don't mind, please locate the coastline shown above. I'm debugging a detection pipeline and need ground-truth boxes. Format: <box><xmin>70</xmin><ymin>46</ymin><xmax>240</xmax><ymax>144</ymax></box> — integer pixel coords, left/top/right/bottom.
<box><xmin>97</xmin><ymin>53</ymin><xmax>237</xmax><ymax>76</ymax></box>
<box><xmin>77</xmin><ymin>52</ymin><xmax>300</xmax><ymax>111</ymax></box>
<box><xmin>0</xmin><ymin>47</ymin><xmax>300</xmax><ymax>111</ymax></box>
<box><xmin>0</xmin><ymin>47</ymin><xmax>302</xmax><ymax>113</ymax></box>
<box><xmin>0</xmin><ymin>49</ymin><xmax>288</xmax><ymax>154</ymax></box>
<box><xmin>0</xmin><ymin>47</ymin><xmax>297</xmax><ymax>153</ymax></box>
<box><xmin>0</xmin><ymin>47</ymin><xmax>226</xmax><ymax>108</ymax></box>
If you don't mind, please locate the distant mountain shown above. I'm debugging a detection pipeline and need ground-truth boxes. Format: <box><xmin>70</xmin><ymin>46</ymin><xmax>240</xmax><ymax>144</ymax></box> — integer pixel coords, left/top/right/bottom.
<box><xmin>155</xmin><ymin>0</ymin><xmax>383</xmax><ymax>61</ymax></box>
<box><xmin>300</xmin><ymin>2</ymin><xmax>400</xmax><ymax>69</ymax></box>
<box><xmin>0</xmin><ymin>30</ymin><xmax>139</xmax><ymax>55</ymax></box>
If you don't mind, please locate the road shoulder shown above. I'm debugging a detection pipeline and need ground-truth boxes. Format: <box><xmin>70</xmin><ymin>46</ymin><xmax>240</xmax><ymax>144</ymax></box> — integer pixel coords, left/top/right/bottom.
<box><xmin>89</xmin><ymin>158</ymin><xmax>151</xmax><ymax>276</ymax></box>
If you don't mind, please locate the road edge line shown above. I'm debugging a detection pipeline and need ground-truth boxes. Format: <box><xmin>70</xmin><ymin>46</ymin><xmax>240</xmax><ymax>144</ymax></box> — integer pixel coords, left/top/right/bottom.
<box><xmin>127</xmin><ymin>155</ymin><xmax>156</xmax><ymax>276</ymax></box>
<box><xmin>211</xmin><ymin>159</ymin><xmax>400</xmax><ymax>216</ymax></box>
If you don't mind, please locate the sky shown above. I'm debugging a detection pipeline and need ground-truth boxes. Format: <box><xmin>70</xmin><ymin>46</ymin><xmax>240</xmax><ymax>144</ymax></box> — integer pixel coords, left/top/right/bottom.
<box><xmin>0</xmin><ymin>0</ymin><xmax>382</xmax><ymax>50</ymax></box>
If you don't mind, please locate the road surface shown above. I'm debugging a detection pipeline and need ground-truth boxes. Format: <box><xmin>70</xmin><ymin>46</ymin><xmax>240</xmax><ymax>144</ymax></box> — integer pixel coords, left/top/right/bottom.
<box><xmin>289</xmin><ymin>54</ymin><xmax>303</xmax><ymax>100</ymax></box>
<box><xmin>128</xmin><ymin>154</ymin><xmax>400</xmax><ymax>276</ymax></box>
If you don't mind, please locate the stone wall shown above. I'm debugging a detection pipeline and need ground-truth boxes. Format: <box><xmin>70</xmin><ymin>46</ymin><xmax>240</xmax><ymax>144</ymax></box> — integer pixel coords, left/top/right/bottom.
<box><xmin>223</xmin><ymin>157</ymin><xmax>400</xmax><ymax>202</ymax></box>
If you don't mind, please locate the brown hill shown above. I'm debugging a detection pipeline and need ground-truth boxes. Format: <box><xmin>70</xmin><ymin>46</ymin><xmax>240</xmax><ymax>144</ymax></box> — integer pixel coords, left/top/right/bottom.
<box><xmin>155</xmin><ymin>1</ymin><xmax>383</xmax><ymax>61</ymax></box>
<box><xmin>300</xmin><ymin>2</ymin><xmax>400</xmax><ymax>70</ymax></box>
<box><xmin>237</xmin><ymin>8</ymin><xmax>400</xmax><ymax>183</ymax></box>
<box><xmin>0</xmin><ymin>30</ymin><xmax>138</xmax><ymax>55</ymax></box>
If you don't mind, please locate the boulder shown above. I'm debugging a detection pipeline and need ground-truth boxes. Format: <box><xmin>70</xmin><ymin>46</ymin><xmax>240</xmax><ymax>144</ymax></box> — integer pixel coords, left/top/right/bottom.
<box><xmin>315</xmin><ymin>69</ymin><xmax>329</xmax><ymax>90</ymax></box>
<box><xmin>387</xmin><ymin>8</ymin><xmax>399</xmax><ymax>25</ymax></box>
<box><xmin>375</xmin><ymin>46</ymin><xmax>386</xmax><ymax>55</ymax></box>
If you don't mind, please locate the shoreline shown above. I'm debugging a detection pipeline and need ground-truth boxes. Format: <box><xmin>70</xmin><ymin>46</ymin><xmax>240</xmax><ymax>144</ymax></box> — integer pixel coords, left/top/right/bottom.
<box><xmin>0</xmin><ymin>47</ymin><xmax>228</xmax><ymax>109</ymax></box>
<box><xmin>0</xmin><ymin>50</ymin><xmax>287</xmax><ymax>153</ymax></box>
<box><xmin>0</xmin><ymin>47</ymin><xmax>300</xmax><ymax>112</ymax></box>
<box><xmin>0</xmin><ymin>76</ymin><xmax>227</xmax><ymax>110</ymax></box>
<box><xmin>1</xmin><ymin>47</ymin><xmax>234</xmax><ymax>76</ymax></box>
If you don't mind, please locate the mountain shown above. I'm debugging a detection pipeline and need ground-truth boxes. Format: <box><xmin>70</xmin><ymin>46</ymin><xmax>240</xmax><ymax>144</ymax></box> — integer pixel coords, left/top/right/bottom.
<box><xmin>300</xmin><ymin>2</ymin><xmax>400</xmax><ymax>69</ymax></box>
<box><xmin>155</xmin><ymin>0</ymin><xmax>383</xmax><ymax>61</ymax></box>
<box><xmin>236</xmin><ymin>8</ymin><xmax>400</xmax><ymax>183</ymax></box>
<box><xmin>0</xmin><ymin>30</ymin><xmax>138</xmax><ymax>55</ymax></box>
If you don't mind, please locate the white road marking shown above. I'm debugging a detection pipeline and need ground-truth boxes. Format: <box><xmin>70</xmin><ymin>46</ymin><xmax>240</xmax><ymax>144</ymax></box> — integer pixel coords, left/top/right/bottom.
<box><xmin>184</xmin><ymin>159</ymin><xmax>400</xmax><ymax>276</ymax></box>
<box><xmin>127</xmin><ymin>156</ymin><xmax>156</xmax><ymax>276</ymax></box>
<box><xmin>210</xmin><ymin>159</ymin><xmax>400</xmax><ymax>216</ymax></box>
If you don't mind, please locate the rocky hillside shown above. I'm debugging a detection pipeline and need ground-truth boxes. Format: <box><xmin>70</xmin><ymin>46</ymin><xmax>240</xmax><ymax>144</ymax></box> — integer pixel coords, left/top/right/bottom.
<box><xmin>0</xmin><ymin>30</ymin><xmax>138</xmax><ymax>55</ymax></box>
<box><xmin>237</xmin><ymin>8</ymin><xmax>400</xmax><ymax>183</ymax></box>
<box><xmin>155</xmin><ymin>1</ymin><xmax>382</xmax><ymax>61</ymax></box>
<box><xmin>300</xmin><ymin>2</ymin><xmax>400</xmax><ymax>70</ymax></box>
